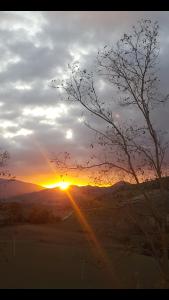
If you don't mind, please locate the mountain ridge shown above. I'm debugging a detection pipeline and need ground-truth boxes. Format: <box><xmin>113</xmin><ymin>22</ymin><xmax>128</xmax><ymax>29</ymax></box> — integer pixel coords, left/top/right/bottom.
<box><xmin>0</xmin><ymin>178</ymin><xmax>44</xmax><ymax>199</ymax></box>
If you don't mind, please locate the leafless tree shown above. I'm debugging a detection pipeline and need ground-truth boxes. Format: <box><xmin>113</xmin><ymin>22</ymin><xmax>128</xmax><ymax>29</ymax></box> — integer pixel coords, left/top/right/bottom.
<box><xmin>0</xmin><ymin>150</ymin><xmax>10</xmax><ymax>177</ymax></box>
<box><xmin>51</xmin><ymin>19</ymin><xmax>169</xmax><ymax>287</ymax></box>
<box><xmin>97</xmin><ymin>19</ymin><xmax>168</xmax><ymax>185</ymax></box>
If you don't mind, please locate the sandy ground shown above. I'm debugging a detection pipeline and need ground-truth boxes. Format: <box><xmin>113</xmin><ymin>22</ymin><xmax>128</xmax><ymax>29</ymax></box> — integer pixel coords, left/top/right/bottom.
<box><xmin>0</xmin><ymin>215</ymin><xmax>162</xmax><ymax>289</ymax></box>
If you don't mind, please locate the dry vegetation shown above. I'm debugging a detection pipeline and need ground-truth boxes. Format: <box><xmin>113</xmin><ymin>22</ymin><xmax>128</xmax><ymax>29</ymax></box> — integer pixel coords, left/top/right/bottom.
<box><xmin>0</xmin><ymin>177</ymin><xmax>168</xmax><ymax>288</ymax></box>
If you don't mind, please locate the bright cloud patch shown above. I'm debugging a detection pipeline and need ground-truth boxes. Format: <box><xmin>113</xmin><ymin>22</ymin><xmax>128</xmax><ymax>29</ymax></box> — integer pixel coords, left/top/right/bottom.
<box><xmin>77</xmin><ymin>116</ymin><xmax>85</xmax><ymax>123</ymax></box>
<box><xmin>22</xmin><ymin>104</ymin><xmax>68</xmax><ymax>120</ymax></box>
<box><xmin>14</xmin><ymin>81</ymin><xmax>33</xmax><ymax>90</ymax></box>
<box><xmin>0</xmin><ymin>120</ymin><xmax>18</xmax><ymax>129</ymax></box>
<box><xmin>0</xmin><ymin>55</ymin><xmax>21</xmax><ymax>73</ymax></box>
<box><xmin>66</xmin><ymin>129</ymin><xmax>73</xmax><ymax>139</ymax></box>
<box><xmin>69</xmin><ymin>44</ymin><xmax>96</xmax><ymax>64</ymax></box>
<box><xmin>0</xmin><ymin>11</ymin><xmax>46</xmax><ymax>37</ymax></box>
<box><xmin>3</xmin><ymin>128</ymin><xmax>33</xmax><ymax>139</ymax></box>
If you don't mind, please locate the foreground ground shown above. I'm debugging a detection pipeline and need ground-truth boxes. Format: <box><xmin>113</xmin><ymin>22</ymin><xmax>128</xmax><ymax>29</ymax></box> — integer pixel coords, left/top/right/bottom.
<box><xmin>0</xmin><ymin>213</ymin><xmax>162</xmax><ymax>289</ymax></box>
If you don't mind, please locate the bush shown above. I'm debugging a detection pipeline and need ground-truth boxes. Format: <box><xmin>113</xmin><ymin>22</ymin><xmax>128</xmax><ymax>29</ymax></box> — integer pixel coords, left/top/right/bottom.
<box><xmin>28</xmin><ymin>205</ymin><xmax>61</xmax><ymax>224</ymax></box>
<box><xmin>7</xmin><ymin>202</ymin><xmax>24</xmax><ymax>224</ymax></box>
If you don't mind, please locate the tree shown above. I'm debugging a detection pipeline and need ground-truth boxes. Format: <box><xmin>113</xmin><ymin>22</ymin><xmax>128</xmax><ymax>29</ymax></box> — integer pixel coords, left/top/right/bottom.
<box><xmin>97</xmin><ymin>19</ymin><xmax>168</xmax><ymax>185</ymax></box>
<box><xmin>0</xmin><ymin>150</ymin><xmax>11</xmax><ymax>178</ymax></box>
<box><xmin>52</xmin><ymin>19</ymin><xmax>169</xmax><ymax>287</ymax></box>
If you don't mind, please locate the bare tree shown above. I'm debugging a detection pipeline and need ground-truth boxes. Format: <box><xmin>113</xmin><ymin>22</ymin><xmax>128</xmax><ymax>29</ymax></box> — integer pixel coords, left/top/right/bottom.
<box><xmin>51</xmin><ymin>19</ymin><xmax>169</xmax><ymax>287</ymax></box>
<box><xmin>97</xmin><ymin>19</ymin><xmax>168</xmax><ymax>185</ymax></box>
<box><xmin>0</xmin><ymin>150</ymin><xmax>10</xmax><ymax>177</ymax></box>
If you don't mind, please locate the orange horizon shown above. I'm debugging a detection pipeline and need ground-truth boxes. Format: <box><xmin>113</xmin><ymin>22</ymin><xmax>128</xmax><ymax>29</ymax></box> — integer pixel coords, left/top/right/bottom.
<box><xmin>7</xmin><ymin>175</ymin><xmax>147</xmax><ymax>189</ymax></box>
<box><xmin>6</xmin><ymin>169</ymin><xmax>160</xmax><ymax>189</ymax></box>
<box><xmin>11</xmin><ymin>174</ymin><xmax>119</xmax><ymax>189</ymax></box>
<box><xmin>21</xmin><ymin>178</ymin><xmax>115</xmax><ymax>189</ymax></box>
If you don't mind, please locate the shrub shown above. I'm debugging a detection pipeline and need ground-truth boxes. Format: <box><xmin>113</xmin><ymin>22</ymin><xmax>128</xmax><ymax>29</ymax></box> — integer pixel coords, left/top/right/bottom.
<box><xmin>7</xmin><ymin>202</ymin><xmax>24</xmax><ymax>224</ymax></box>
<box><xmin>28</xmin><ymin>205</ymin><xmax>61</xmax><ymax>224</ymax></box>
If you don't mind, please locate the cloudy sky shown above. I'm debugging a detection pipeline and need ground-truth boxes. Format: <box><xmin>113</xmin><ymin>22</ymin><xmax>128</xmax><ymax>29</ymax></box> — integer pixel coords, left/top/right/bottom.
<box><xmin>0</xmin><ymin>11</ymin><xmax>169</xmax><ymax>187</ymax></box>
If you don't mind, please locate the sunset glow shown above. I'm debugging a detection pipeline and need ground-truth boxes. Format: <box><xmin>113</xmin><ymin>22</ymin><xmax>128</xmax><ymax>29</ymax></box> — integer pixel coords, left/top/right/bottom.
<box><xmin>44</xmin><ymin>181</ymin><xmax>70</xmax><ymax>190</ymax></box>
<box><xmin>0</xmin><ymin>11</ymin><xmax>168</xmax><ymax>289</ymax></box>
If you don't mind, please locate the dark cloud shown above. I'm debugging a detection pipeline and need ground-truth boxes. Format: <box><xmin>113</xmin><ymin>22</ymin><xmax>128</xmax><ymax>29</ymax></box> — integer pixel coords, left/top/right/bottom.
<box><xmin>0</xmin><ymin>11</ymin><xmax>169</xmax><ymax>185</ymax></box>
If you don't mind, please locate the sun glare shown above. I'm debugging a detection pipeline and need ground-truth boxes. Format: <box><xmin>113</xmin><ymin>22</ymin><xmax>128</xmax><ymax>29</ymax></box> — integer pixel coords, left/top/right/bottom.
<box><xmin>44</xmin><ymin>181</ymin><xmax>70</xmax><ymax>190</ymax></box>
<box><xmin>58</xmin><ymin>182</ymin><xmax>70</xmax><ymax>190</ymax></box>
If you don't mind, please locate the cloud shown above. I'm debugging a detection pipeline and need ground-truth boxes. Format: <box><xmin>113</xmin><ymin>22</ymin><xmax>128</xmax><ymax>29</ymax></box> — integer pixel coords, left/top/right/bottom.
<box><xmin>0</xmin><ymin>11</ymin><xmax>169</xmax><ymax>184</ymax></box>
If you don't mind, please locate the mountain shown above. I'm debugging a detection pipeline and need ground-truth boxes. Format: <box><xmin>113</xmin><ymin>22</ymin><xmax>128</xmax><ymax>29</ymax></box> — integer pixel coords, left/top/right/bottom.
<box><xmin>0</xmin><ymin>178</ymin><xmax>44</xmax><ymax>199</ymax></box>
<box><xmin>2</xmin><ymin>180</ymin><xmax>130</xmax><ymax>209</ymax></box>
<box><xmin>5</xmin><ymin>188</ymin><xmax>71</xmax><ymax>206</ymax></box>
<box><xmin>110</xmin><ymin>180</ymin><xmax>130</xmax><ymax>189</ymax></box>
<box><xmin>139</xmin><ymin>176</ymin><xmax>169</xmax><ymax>190</ymax></box>
<box><xmin>1</xmin><ymin>178</ymin><xmax>168</xmax><ymax>225</ymax></box>
<box><xmin>4</xmin><ymin>176</ymin><xmax>166</xmax><ymax>206</ymax></box>
<box><xmin>1</xmin><ymin>176</ymin><xmax>168</xmax><ymax>204</ymax></box>
<box><xmin>68</xmin><ymin>181</ymin><xmax>130</xmax><ymax>197</ymax></box>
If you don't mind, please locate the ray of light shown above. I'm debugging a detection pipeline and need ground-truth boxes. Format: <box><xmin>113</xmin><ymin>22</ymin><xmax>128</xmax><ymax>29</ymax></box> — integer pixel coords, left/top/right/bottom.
<box><xmin>32</xmin><ymin>136</ymin><xmax>59</xmax><ymax>176</ymax></box>
<box><xmin>24</xmin><ymin>135</ymin><xmax>115</xmax><ymax>285</ymax></box>
<box><xmin>23</xmin><ymin>135</ymin><xmax>84</xmax><ymax>186</ymax></box>
<box><xmin>45</xmin><ymin>181</ymin><xmax>70</xmax><ymax>190</ymax></box>
<box><xmin>65</xmin><ymin>189</ymin><xmax>115</xmax><ymax>285</ymax></box>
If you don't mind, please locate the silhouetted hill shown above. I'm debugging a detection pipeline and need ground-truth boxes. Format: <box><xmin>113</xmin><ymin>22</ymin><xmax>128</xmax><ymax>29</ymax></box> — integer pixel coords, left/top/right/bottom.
<box><xmin>0</xmin><ymin>183</ymin><xmax>130</xmax><ymax>225</ymax></box>
<box><xmin>4</xmin><ymin>177</ymin><xmax>163</xmax><ymax>207</ymax></box>
<box><xmin>69</xmin><ymin>181</ymin><xmax>131</xmax><ymax>197</ymax></box>
<box><xmin>0</xmin><ymin>178</ymin><xmax>44</xmax><ymax>199</ymax></box>
<box><xmin>0</xmin><ymin>177</ymin><xmax>168</xmax><ymax>226</ymax></box>
<box><xmin>139</xmin><ymin>176</ymin><xmax>169</xmax><ymax>190</ymax></box>
<box><xmin>1</xmin><ymin>176</ymin><xmax>168</xmax><ymax>208</ymax></box>
<box><xmin>5</xmin><ymin>188</ymin><xmax>71</xmax><ymax>206</ymax></box>
<box><xmin>1</xmin><ymin>180</ymin><xmax>131</xmax><ymax>216</ymax></box>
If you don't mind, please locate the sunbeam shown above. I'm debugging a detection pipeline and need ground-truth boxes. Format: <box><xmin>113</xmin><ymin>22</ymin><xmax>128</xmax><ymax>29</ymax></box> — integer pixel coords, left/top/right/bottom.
<box><xmin>65</xmin><ymin>189</ymin><xmax>115</xmax><ymax>284</ymax></box>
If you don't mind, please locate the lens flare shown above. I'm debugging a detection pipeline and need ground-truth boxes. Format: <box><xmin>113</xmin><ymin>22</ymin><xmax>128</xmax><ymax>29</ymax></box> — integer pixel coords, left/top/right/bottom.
<box><xmin>43</xmin><ymin>181</ymin><xmax>70</xmax><ymax>190</ymax></box>
<box><xmin>65</xmin><ymin>190</ymin><xmax>115</xmax><ymax>285</ymax></box>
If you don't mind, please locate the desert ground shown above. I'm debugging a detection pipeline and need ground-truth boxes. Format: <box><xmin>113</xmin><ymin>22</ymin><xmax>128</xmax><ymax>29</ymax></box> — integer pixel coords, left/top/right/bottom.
<box><xmin>0</xmin><ymin>211</ymin><xmax>162</xmax><ymax>289</ymax></box>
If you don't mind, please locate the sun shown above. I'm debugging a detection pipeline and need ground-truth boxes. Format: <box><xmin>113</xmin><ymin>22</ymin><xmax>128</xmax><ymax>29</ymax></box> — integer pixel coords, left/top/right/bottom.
<box><xmin>58</xmin><ymin>182</ymin><xmax>70</xmax><ymax>190</ymax></box>
<box><xmin>44</xmin><ymin>181</ymin><xmax>70</xmax><ymax>190</ymax></box>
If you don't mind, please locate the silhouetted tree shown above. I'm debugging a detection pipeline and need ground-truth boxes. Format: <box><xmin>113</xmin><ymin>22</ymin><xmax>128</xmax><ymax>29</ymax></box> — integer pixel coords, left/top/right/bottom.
<box><xmin>0</xmin><ymin>150</ymin><xmax>10</xmax><ymax>177</ymax></box>
<box><xmin>52</xmin><ymin>19</ymin><xmax>169</xmax><ymax>287</ymax></box>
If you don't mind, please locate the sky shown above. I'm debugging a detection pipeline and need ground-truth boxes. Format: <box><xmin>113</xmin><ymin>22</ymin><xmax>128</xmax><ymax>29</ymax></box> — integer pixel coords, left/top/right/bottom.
<box><xmin>0</xmin><ymin>11</ymin><xmax>169</xmax><ymax>187</ymax></box>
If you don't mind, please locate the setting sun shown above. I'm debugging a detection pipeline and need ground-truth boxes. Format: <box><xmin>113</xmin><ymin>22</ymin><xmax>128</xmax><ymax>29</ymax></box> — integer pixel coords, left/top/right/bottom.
<box><xmin>44</xmin><ymin>181</ymin><xmax>70</xmax><ymax>190</ymax></box>
<box><xmin>58</xmin><ymin>182</ymin><xmax>70</xmax><ymax>190</ymax></box>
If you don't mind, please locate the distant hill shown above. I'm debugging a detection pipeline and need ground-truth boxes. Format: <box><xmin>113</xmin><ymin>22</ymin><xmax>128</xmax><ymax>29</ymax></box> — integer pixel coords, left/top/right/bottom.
<box><xmin>69</xmin><ymin>181</ymin><xmax>130</xmax><ymax>196</ymax></box>
<box><xmin>1</xmin><ymin>176</ymin><xmax>168</xmax><ymax>207</ymax></box>
<box><xmin>139</xmin><ymin>176</ymin><xmax>169</xmax><ymax>190</ymax></box>
<box><xmin>1</xmin><ymin>180</ymin><xmax>130</xmax><ymax>210</ymax></box>
<box><xmin>2</xmin><ymin>186</ymin><xmax>101</xmax><ymax>209</ymax></box>
<box><xmin>5</xmin><ymin>188</ymin><xmax>71</xmax><ymax>206</ymax></box>
<box><xmin>0</xmin><ymin>178</ymin><xmax>44</xmax><ymax>199</ymax></box>
<box><xmin>0</xmin><ymin>177</ymin><xmax>168</xmax><ymax>225</ymax></box>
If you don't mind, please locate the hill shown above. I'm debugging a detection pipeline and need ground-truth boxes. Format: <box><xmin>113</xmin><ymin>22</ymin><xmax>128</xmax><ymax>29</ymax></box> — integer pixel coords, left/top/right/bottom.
<box><xmin>0</xmin><ymin>178</ymin><xmax>44</xmax><ymax>199</ymax></box>
<box><xmin>0</xmin><ymin>176</ymin><xmax>168</xmax><ymax>225</ymax></box>
<box><xmin>0</xmin><ymin>182</ymin><xmax>129</xmax><ymax>224</ymax></box>
<box><xmin>2</xmin><ymin>180</ymin><xmax>130</xmax><ymax>208</ymax></box>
